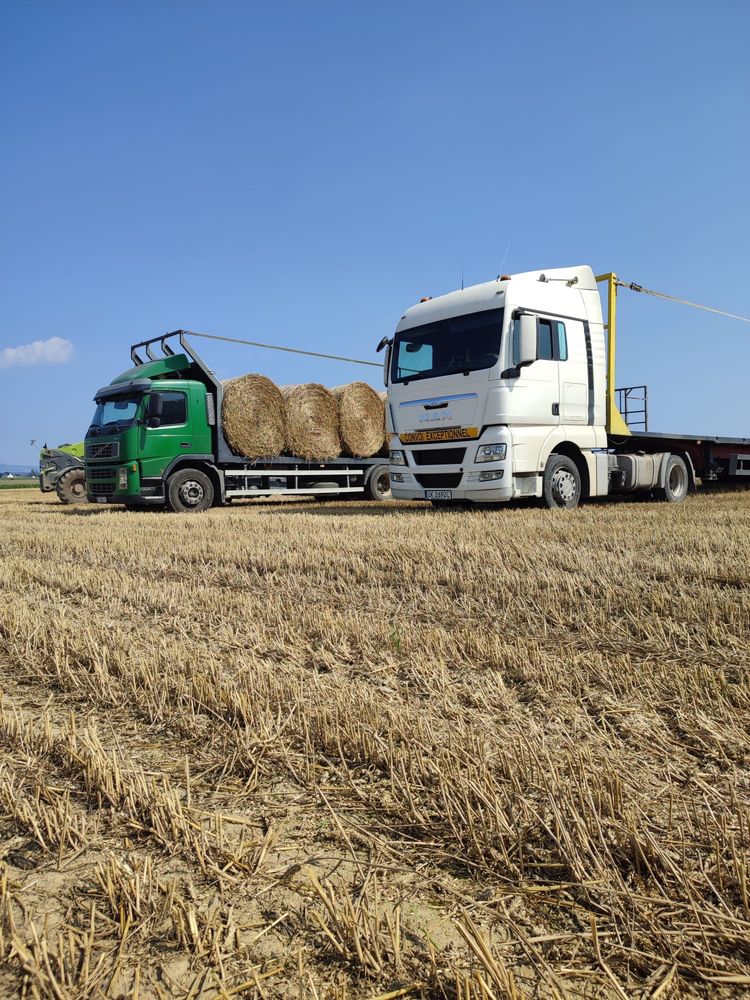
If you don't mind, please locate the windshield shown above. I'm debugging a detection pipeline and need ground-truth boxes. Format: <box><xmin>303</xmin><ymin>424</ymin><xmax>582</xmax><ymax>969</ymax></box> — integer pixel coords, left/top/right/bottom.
<box><xmin>90</xmin><ymin>395</ymin><xmax>142</xmax><ymax>432</ymax></box>
<box><xmin>391</xmin><ymin>308</ymin><xmax>504</xmax><ymax>384</ymax></box>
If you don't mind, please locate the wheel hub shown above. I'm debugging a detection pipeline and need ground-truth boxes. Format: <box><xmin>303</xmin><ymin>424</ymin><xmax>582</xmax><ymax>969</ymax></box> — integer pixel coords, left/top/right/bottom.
<box><xmin>552</xmin><ymin>469</ymin><xmax>576</xmax><ymax>504</ymax></box>
<box><xmin>180</xmin><ymin>480</ymin><xmax>204</xmax><ymax>506</ymax></box>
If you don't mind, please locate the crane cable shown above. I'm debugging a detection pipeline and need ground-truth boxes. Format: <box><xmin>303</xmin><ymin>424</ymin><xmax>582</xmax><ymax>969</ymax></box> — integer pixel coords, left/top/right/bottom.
<box><xmin>187</xmin><ymin>330</ymin><xmax>381</xmax><ymax>368</ymax></box>
<box><xmin>617</xmin><ymin>280</ymin><xmax>750</xmax><ymax>324</ymax></box>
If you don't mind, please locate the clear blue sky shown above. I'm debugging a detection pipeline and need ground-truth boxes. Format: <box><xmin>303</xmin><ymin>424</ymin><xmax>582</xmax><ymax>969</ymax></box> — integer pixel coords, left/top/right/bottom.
<box><xmin>2</xmin><ymin>1</ymin><xmax>749</xmax><ymax>465</ymax></box>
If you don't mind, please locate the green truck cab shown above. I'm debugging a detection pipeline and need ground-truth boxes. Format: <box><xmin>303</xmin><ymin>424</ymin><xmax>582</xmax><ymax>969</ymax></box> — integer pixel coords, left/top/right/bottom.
<box><xmin>85</xmin><ymin>331</ymin><xmax>390</xmax><ymax>512</ymax></box>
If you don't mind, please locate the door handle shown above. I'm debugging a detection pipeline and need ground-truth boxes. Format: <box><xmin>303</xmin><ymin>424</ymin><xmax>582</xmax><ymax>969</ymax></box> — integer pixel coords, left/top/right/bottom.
<box><xmin>552</xmin><ymin>403</ymin><xmax>560</xmax><ymax>416</ymax></box>
<box><xmin>423</xmin><ymin>401</ymin><xmax>449</xmax><ymax>410</ymax></box>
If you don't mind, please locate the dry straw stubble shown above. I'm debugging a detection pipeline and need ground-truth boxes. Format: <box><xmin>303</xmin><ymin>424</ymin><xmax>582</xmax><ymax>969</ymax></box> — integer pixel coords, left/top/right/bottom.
<box><xmin>331</xmin><ymin>382</ymin><xmax>385</xmax><ymax>457</ymax></box>
<box><xmin>222</xmin><ymin>374</ymin><xmax>286</xmax><ymax>458</ymax></box>
<box><xmin>281</xmin><ymin>383</ymin><xmax>340</xmax><ymax>461</ymax></box>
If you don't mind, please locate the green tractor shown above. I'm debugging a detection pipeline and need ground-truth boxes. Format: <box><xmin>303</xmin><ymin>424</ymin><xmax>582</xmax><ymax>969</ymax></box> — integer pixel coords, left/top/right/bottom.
<box><xmin>39</xmin><ymin>442</ymin><xmax>87</xmax><ymax>503</ymax></box>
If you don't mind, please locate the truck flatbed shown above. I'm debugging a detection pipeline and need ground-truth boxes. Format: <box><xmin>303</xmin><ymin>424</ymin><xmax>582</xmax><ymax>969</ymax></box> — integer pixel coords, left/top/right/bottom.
<box><xmin>611</xmin><ymin>431</ymin><xmax>750</xmax><ymax>483</ymax></box>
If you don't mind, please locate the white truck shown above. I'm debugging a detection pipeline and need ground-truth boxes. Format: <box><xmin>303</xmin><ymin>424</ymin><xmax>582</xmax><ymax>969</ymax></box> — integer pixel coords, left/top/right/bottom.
<box><xmin>382</xmin><ymin>265</ymin><xmax>750</xmax><ymax>509</ymax></box>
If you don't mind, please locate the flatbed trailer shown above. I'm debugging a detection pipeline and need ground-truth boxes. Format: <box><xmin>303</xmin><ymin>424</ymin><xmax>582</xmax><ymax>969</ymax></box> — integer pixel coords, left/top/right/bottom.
<box><xmin>611</xmin><ymin>431</ymin><xmax>750</xmax><ymax>487</ymax></box>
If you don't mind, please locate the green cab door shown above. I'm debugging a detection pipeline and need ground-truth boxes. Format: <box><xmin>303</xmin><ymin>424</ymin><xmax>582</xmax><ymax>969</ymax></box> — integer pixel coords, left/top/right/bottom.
<box><xmin>139</xmin><ymin>383</ymin><xmax>212</xmax><ymax>481</ymax></box>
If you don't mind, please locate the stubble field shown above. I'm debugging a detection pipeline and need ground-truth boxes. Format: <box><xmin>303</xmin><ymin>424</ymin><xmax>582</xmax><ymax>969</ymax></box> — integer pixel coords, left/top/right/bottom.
<box><xmin>0</xmin><ymin>488</ymin><xmax>748</xmax><ymax>999</ymax></box>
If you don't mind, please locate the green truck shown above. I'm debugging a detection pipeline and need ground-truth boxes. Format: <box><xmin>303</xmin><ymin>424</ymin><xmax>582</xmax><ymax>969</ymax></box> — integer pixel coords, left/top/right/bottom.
<box><xmin>85</xmin><ymin>331</ymin><xmax>390</xmax><ymax>511</ymax></box>
<box><xmin>39</xmin><ymin>442</ymin><xmax>87</xmax><ymax>503</ymax></box>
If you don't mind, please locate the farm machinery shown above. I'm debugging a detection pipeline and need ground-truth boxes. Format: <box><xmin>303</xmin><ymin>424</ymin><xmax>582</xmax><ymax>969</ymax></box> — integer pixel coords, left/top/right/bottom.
<box><xmin>39</xmin><ymin>442</ymin><xmax>87</xmax><ymax>503</ymax></box>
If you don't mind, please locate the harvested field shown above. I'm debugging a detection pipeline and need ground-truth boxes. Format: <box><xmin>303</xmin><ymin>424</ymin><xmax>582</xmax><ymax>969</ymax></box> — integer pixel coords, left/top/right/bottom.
<box><xmin>0</xmin><ymin>486</ymin><xmax>748</xmax><ymax>999</ymax></box>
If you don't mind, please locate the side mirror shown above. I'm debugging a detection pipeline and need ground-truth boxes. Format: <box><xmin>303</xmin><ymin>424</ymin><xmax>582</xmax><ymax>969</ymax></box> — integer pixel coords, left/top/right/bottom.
<box><xmin>376</xmin><ymin>336</ymin><xmax>391</xmax><ymax>353</ymax></box>
<box><xmin>516</xmin><ymin>314</ymin><xmax>538</xmax><ymax>367</ymax></box>
<box><xmin>146</xmin><ymin>392</ymin><xmax>163</xmax><ymax>428</ymax></box>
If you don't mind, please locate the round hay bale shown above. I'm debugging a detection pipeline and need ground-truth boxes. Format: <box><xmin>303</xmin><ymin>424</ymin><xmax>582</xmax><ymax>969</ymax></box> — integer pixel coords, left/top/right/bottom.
<box><xmin>222</xmin><ymin>374</ymin><xmax>286</xmax><ymax>458</ymax></box>
<box><xmin>281</xmin><ymin>384</ymin><xmax>341</xmax><ymax>461</ymax></box>
<box><xmin>331</xmin><ymin>382</ymin><xmax>386</xmax><ymax>458</ymax></box>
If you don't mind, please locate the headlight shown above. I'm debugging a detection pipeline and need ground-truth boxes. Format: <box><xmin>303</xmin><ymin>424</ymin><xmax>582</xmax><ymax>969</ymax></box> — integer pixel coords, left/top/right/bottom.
<box><xmin>118</xmin><ymin>467</ymin><xmax>128</xmax><ymax>489</ymax></box>
<box><xmin>475</xmin><ymin>444</ymin><xmax>507</xmax><ymax>463</ymax></box>
<box><xmin>390</xmin><ymin>450</ymin><xmax>406</xmax><ymax>466</ymax></box>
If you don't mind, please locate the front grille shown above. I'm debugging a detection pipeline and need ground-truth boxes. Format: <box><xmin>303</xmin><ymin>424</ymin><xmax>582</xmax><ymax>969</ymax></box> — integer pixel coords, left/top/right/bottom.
<box><xmin>412</xmin><ymin>447</ymin><xmax>466</xmax><ymax>466</ymax></box>
<box><xmin>86</xmin><ymin>441</ymin><xmax>120</xmax><ymax>460</ymax></box>
<box><xmin>87</xmin><ymin>482</ymin><xmax>116</xmax><ymax>497</ymax></box>
<box><xmin>415</xmin><ymin>473</ymin><xmax>463</xmax><ymax>489</ymax></box>
<box><xmin>86</xmin><ymin>464</ymin><xmax>115</xmax><ymax>498</ymax></box>
<box><xmin>87</xmin><ymin>466</ymin><xmax>117</xmax><ymax>481</ymax></box>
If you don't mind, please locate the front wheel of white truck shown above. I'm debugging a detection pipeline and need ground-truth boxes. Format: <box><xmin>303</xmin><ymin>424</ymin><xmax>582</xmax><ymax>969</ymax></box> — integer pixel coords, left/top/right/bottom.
<box><xmin>543</xmin><ymin>455</ymin><xmax>581</xmax><ymax>510</ymax></box>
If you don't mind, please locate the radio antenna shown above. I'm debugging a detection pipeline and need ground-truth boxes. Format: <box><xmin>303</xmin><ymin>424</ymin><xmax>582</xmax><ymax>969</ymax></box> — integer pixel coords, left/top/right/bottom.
<box><xmin>499</xmin><ymin>241</ymin><xmax>511</xmax><ymax>275</ymax></box>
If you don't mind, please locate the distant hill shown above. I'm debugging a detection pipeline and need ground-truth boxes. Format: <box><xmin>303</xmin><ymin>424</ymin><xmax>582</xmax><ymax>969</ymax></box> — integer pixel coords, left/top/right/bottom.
<box><xmin>0</xmin><ymin>462</ymin><xmax>38</xmax><ymax>476</ymax></box>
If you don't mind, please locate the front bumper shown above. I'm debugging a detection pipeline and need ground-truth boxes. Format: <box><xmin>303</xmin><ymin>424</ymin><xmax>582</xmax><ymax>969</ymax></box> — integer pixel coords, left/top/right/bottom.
<box><xmin>389</xmin><ymin>428</ymin><xmax>513</xmax><ymax>503</ymax></box>
<box><xmin>85</xmin><ymin>461</ymin><xmax>162</xmax><ymax>505</ymax></box>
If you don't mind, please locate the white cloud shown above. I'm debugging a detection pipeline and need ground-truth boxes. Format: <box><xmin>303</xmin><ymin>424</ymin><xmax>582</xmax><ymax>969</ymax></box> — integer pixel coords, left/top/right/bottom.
<box><xmin>0</xmin><ymin>336</ymin><xmax>74</xmax><ymax>369</ymax></box>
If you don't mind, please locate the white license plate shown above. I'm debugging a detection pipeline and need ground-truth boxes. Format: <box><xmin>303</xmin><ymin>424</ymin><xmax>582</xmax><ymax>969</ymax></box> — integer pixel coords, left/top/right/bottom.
<box><xmin>425</xmin><ymin>489</ymin><xmax>452</xmax><ymax>501</ymax></box>
<box><xmin>96</xmin><ymin>496</ymin><xmax>108</xmax><ymax>504</ymax></box>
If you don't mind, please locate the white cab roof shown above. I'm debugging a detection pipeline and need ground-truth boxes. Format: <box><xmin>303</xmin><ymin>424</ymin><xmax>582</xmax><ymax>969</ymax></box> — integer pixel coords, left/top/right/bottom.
<box><xmin>396</xmin><ymin>265</ymin><xmax>597</xmax><ymax>332</ymax></box>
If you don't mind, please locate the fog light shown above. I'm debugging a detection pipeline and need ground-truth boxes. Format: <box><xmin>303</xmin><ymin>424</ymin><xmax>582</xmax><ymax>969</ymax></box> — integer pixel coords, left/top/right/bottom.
<box><xmin>390</xmin><ymin>450</ymin><xmax>406</xmax><ymax>466</ymax></box>
<box><xmin>475</xmin><ymin>444</ymin><xmax>507</xmax><ymax>463</ymax></box>
<box><xmin>479</xmin><ymin>470</ymin><xmax>504</xmax><ymax>482</ymax></box>
<box><xmin>118</xmin><ymin>467</ymin><xmax>128</xmax><ymax>489</ymax></box>
<box><xmin>391</xmin><ymin>472</ymin><xmax>405</xmax><ymax>483</ymax></box>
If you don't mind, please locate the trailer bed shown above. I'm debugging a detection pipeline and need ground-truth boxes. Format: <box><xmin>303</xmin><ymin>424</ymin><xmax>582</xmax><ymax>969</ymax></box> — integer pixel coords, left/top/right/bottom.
<box><xmin>611</xmin><ymin>431</ymin><xmax>750</xmax><ymax>483</ymax></box>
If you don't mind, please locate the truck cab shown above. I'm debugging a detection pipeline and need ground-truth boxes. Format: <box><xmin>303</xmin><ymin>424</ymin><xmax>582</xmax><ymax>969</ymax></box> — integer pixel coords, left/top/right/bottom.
<box><xmin>85</xmin><ymin>355</ymin><xmax>214</xmax><ymax>508</ymax></box>
<box><xmin>386</xmin><ymin>265</ymin><xmax>609</xmax><ymax>507</ymax></box>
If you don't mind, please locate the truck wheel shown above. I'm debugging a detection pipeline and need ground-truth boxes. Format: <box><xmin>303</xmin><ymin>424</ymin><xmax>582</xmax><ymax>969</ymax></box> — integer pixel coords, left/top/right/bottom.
<box><xmin>167</xmin><ymin>469</ymin><xmax>214</xmax><ymax>513</ymax></box>
<box><xmin>55</xmin><ymin>469</ymin><xmax>87</xmax><ymax>504</ymax></box>
<box><xmin>661</xmin><ymin>455</ymin><xmax>689</xmax><ymax>503</ymax></box>
<box><xmin>543</xmin><ymin>455</ymin><xmax>581</xmax><ymax>510</ymax></box>
<box><xmin>364</xmin><ymin>464</ymin><xmax>392</xmax><ymax>501</ymax></box>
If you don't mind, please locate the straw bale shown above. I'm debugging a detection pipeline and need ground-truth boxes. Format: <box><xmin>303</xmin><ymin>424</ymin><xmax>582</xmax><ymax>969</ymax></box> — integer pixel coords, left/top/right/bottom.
<box><xmin>222</xmin><ymin>374</ymin><xmax>286</xmax><ymax>458</ymax></box>
<box><xmin>331</xmin><ymin>382</ymin><xmax>386</xmax><ymax>458</ymax></box>
<box><xmin>281</xmin><ymin>384</ymin><xmax>341</xmax><ymax>461</ymax></box>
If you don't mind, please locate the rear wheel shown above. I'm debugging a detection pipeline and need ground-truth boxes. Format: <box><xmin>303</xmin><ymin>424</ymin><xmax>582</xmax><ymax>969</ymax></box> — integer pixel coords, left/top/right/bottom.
<box><xmin>543</xmin><ymin>455</ymin><xmax>581</xmax><ymax>510</ymax></box>
<box><xmin>661</xmin><ymin>454</ymin><xmax>689</xmax><ymax>503</ymax></box>
<box><xmin>364</xmin><ymin>464</ymin><xmax>391</xmax><ymax>501</ymax></box>
<box><xmin>55</xmin><ymin>468</ymin><xmax>87</xmax><ymax>504</ymax></box>
<box><xmin>167</xmin><ymin>469</ymin><xmax>214</xmax><ymax>513</ymax></box>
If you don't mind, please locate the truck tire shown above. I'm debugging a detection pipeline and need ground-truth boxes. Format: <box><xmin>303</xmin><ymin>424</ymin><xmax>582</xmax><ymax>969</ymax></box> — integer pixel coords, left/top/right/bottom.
<box><xmin>543</xmin><ymin>455</ymin><xmax>581</xmax><ymax>510</ymax></box>
<box><xmin>166</xmin><ymin>469</ymin><xmax>214</xmax><ymax>513</ymax></box>
<box><xmin>55</xmin><ymin>468</ymin><xmax>87</xmax><ymax>504</ymax></box>
<box><xmin>661</xmin><ymin>454</ymin><xmax>689</xmax><ymax>503</ymax></box>
<box><xmin>364</xmin><ymin>464</ymin><xmax>392</xmax><ymax>501</ymax></box>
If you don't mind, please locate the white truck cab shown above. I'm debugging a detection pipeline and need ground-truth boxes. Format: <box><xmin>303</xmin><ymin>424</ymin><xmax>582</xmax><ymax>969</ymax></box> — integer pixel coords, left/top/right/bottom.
<box><xmin>384</xmin><ymin>265</ymin><xmax>612</xmax><ymax>508</ymax></box>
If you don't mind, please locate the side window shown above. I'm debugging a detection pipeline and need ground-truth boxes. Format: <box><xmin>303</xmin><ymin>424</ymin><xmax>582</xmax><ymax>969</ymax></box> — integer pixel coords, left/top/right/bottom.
<box><xmin>538</xmin><ymin>319</ymin><xmax>554</xmax><ymax>360</ymax></box>
<box><xmin>511</xmin><ymin>317</ymin><xmax>568</xmax><ymax>365</ymax></box>
<box><xmin>160</xmin><ymin>391</ymin><xmax>187</xmax><ymax>426</ymax></box>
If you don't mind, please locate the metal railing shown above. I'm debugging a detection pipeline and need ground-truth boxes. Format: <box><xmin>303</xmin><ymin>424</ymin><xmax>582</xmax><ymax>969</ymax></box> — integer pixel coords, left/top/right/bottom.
<box><xmin>615</xmin><ymin>385</ymin><xmax>648</xmax><ymax>432</ymax></box>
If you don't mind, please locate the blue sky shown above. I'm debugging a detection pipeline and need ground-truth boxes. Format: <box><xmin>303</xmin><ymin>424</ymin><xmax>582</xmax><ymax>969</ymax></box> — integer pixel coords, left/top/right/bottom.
<box><xmin>2</xmin><ymin>1</ymin><xmax>749</xmax><ymax>465</ymax></box>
